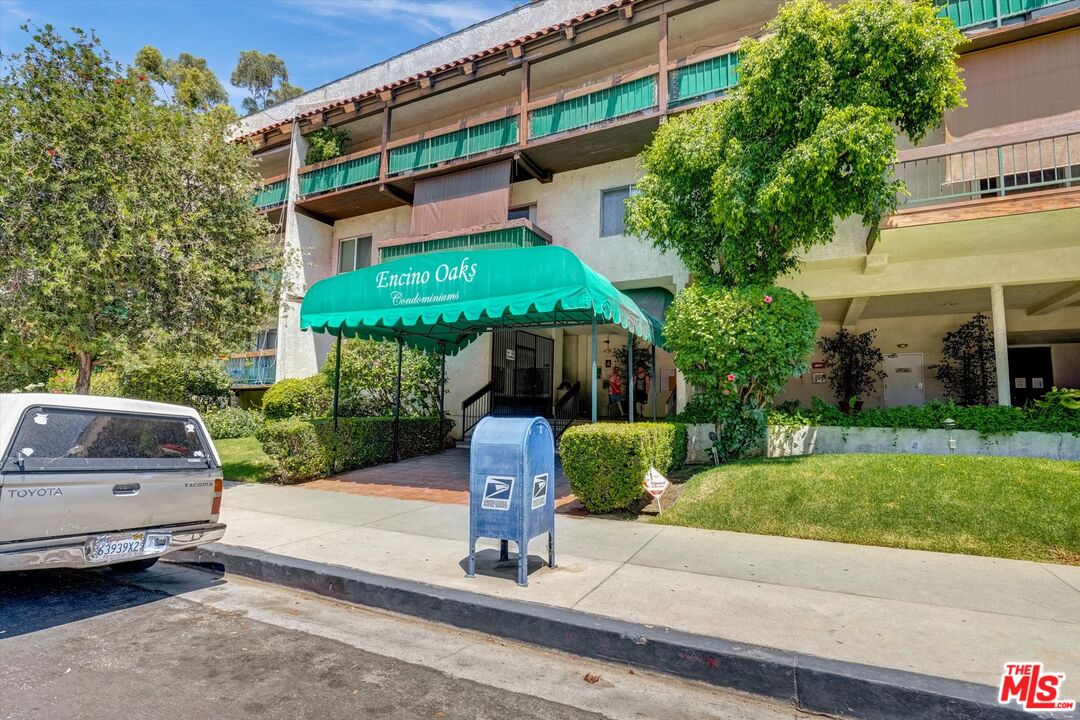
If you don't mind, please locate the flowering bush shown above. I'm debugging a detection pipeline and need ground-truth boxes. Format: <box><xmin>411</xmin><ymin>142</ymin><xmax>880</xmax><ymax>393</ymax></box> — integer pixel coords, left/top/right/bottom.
<box><xmin>667</xmin><ymin>283</ymin><xmax>819</xmax><ymax>460</ymax></box>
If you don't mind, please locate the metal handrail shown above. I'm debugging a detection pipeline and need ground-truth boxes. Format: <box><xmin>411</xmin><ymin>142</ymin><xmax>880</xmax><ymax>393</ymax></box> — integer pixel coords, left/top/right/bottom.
<box><xmin>894</xmin><ymin>130</ymin><xmax>1079</xmax><ymax>208</ymax></box>
<box><xmin>461</xmin><ymin>379</ymin><xmax>498</xmax><ymax>437</ymax></box>
<box><xmin>553</xmin><ymin>381</ymin><xmax>580</xmax><ymax>442</ymax></box>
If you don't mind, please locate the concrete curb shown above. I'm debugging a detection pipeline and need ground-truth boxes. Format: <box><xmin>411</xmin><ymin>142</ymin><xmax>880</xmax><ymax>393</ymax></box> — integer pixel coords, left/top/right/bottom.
<box><xmin>169</xmin><ymin>544</ymin><xmax>1056</xmax><ymax>720</ymax></box>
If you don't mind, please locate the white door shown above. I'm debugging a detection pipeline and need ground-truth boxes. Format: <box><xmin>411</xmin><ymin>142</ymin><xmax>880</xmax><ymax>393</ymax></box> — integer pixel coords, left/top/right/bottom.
<box><xmin>884</xmin><ymin>353</ymin><xmax>925</xmax><ymax>407</ymax></box>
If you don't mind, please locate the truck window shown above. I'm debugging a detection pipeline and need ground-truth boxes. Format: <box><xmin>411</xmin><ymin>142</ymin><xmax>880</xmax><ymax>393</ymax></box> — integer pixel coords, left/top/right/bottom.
<box><xmin>2</xmin><ymin>407</ymin><xmax>209</xmax><ymax>472</ymax></box>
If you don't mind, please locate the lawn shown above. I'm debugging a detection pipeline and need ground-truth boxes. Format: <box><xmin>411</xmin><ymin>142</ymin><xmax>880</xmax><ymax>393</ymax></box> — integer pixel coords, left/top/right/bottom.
<box><xmin>215</xmin><ymin>436</ymin><xmax>275</xmax><ymax>483</ymax></box>
<box><xmin>658</xmin><ymin>453</ymin><xmax>1080</xmax><ymax>565</ymax></box>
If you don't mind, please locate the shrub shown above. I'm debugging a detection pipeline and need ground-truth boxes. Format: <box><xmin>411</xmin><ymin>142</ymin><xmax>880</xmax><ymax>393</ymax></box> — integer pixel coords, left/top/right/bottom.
<box><xmin>118</xmin><ymin>352</ymin><xmax>232</xmax><ymax>406</ymax></box>
<box><xmin>46</xmin><ymin>367</ymin><xmax>122</xmax><ymax>396</ymax></box>
<box><xmin>321</xmin><ymin>338</ymin><xmax>443</xmax><ymax>417</ymax></box>
<box><xmin>262</xmin><ymin>375</ymin><xmax>331</xmax><ymax>420</ymax></box>
<box><xmin>769</xmin><ymin>396</ymin><xmax>1080</xmax><ymax>437</ymax></box>
<box><xmin>256</xmin><ymin>415</ymin><xmax>454</xmax><ymax>483</ymax></box>
<box><xmin>560</xmin><ymin>423</ymin><xmax>687</xmax><ymax>513</ymax></box>
<box><xmin>203</xmin><ymin>407</ymin><xmax>263</xmax><ymax>439</ymax></box>
<box><xmin>665</xmin><ymin>282</ymin><xmax>818</xmax><ymax>460</ymax></box>
<box><xmin>305</xmin><ymin>126</ymin><xmax>350</xmax><ymax>164</ymax></box>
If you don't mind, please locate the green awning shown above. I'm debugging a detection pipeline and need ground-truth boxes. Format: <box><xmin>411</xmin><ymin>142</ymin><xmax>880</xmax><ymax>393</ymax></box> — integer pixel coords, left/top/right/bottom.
<box><xmin>300</xmin><ymin>245</ymin><xmax>658</xmax><ymax>354</ymax></box>
<box><xmin>624</xmin><ymin>287</ymin><xmax>673</xmax><ymax>349</ymax></box>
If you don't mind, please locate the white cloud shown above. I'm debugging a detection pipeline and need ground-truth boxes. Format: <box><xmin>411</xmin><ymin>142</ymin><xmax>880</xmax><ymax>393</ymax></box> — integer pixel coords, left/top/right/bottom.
<box><xmin>279</xmin><ymin>0</ymin><xmax>514</xmax><ymax>37</ymax></box>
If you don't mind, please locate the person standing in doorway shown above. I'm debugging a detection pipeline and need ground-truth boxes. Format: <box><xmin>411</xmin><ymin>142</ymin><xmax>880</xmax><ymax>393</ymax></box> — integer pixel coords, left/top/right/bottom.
<box><xmin>608</xmin><ymin>369</ymin><xmax>624</xmax><ymax>418</ymax></box>
<box><xmin>633</xmin><ymin>365</ymin><xmax>651</xmax><ymax>419</ymax></box>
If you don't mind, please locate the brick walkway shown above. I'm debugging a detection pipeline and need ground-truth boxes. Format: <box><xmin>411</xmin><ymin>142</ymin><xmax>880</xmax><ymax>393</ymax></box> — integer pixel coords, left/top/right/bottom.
<box><xmin>302</xmin><ymin>447</ymin><xmax>585</xmax><ymax>514</ymax></box>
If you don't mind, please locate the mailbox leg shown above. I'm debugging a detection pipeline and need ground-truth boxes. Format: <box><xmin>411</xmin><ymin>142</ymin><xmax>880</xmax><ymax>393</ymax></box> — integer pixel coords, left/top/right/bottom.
<box><xmin>499</xmin><ymin>539</ymin><xmax>509</xmax><ymax>562</ymax></box>
<box><xmin>466</xmin><ymin>538</ymin><xmax>476</xmax><ymax>578</ymax></box>
<box><xmin>548</xmin><ymin>528</ymin><xmax>556</xmax><ymax>569</ymax></box>
<box><xmin>517</xmin><ymin>540</ymin><xmax>528</xmax><ymax>587</ymax></box>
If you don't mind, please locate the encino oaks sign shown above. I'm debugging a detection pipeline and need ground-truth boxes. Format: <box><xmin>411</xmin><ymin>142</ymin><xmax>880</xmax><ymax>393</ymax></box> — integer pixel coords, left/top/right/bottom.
<box><xmin>377</xmin><ymin>257</ymin><xmax>479</xmax><ymax>307</ymax></box>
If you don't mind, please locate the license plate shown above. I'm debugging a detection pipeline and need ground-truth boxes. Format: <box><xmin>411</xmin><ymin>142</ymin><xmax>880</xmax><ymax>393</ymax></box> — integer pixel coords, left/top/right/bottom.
<box><xmin>86</xmin><ymin>532</ymin><xmax>146</xmax><ymax>563</ymax></box>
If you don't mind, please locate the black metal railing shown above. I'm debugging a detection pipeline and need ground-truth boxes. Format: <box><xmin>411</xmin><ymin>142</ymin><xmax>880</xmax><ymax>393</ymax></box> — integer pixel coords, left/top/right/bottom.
<box><xmin>461</xmin><ymin>379</ymin><xmax>498</xmax><ymax>437</ymax></box>
<box><xmin>553</xmin><ymin>381</ymin><xmax>580</xmax><ymax>442</ymax></box>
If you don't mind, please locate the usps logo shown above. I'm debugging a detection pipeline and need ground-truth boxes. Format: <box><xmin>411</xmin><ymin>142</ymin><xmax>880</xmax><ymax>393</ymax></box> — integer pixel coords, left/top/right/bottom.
<box><xmin>532</xmin><ymin>473</ymin><xmax>548</xmax><ymax>510</ymax></box>
<box><xmin>481</xmin><ymin>476</ymin><xmax>514</xmax><ymax>511</ymax></box>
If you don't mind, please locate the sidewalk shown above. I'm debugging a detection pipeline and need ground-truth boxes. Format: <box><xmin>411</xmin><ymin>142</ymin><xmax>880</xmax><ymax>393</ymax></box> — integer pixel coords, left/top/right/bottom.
<box><xmin>213</xmin><ymin>481</ymin><xmax>1080</xmax><ymax>692</ymax></box>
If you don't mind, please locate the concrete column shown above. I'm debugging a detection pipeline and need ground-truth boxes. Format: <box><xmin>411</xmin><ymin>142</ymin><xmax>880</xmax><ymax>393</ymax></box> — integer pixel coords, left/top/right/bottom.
<box><xmin>673</xmin><ymin>278</ymin><xmax>689</xmax><ymax>414</ymax></box>
<box><xmin>990</xmin><ymin>284</ymin><xmax>1012</xmax><ymax>406</ymax></box>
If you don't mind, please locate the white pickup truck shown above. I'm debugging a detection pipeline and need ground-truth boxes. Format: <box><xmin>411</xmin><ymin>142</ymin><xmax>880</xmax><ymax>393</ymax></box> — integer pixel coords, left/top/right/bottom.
<box><xmin>0</xmin><ymin>393</ymin><xmax>226</xmax><ymax>572</ymax></box>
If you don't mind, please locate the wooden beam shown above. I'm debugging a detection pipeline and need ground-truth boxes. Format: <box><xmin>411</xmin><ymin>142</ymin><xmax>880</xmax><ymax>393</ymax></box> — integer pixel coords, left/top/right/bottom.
<box><xmin>508</xmin><ymin>45</ymin><xmax>523</xmax><ymax>60</ymax></box>
<box><xmin>623</xmin><ymin>4</ymin><xmax>634</xmax><ymax>20</ymax></box>
<box><xmin>514</xmin><ymin>151</ymin><xmax>552</xmax><ymax>183</ymax></box>
<box><xmin>657</xmin><ymin>12</ymin><xmax>669</xmax><ymax>116</ymax></box>
<box><xmin>379</xmin><ymin>183</ymin><xmax>413</xmax><ymax>205</ymax></box>
<box><xmin>881</xmin><ymin>187</ymin><xmax>1080</xmax><ymax>230</ymax></box>
<box><xmin>378</xmin><ymin>89</ymin><xmax>393</xmax><ymax>103</ymax></box>
<box><xmin>418</xmin><ymin>76</ymin><xmax>432</xmax><ymax>91</ymax></box>
<box><xmin>842</xmin><ymin>296</ymin><xmax>871</xmax><ymax>328</ymax></box>
<box><xmin>1028</xmin><ymin>281</ymin><xmax>1080</xmax><ymax>315</ymax></box>
<box><xmin>462</xmin><ymin>61</ymin><xmax>474</xmax><ymax>76</ymax></box>
<box><xmin>379</xmin><ymin>106</ymin><xmax>391</xmax><ymax>183</ymax></box>
<box><xmin>519</xmin><ymin>61</ymin><xmax>530</xmax><ymax>146</ymax></box>
<box><xmin>564</xmin><ymin>25</ymin><xmax>575</xmax><ymax>41</ymax></box>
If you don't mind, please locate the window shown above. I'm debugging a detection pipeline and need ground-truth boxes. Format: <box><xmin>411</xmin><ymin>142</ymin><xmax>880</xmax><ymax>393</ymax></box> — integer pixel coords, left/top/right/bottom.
<box><xmin>3</xmin><ymin>407</ymin><xmax>209</xmax><ymax>472</ymax></box>
<box><xmin>507</xmin><ymin>204</ymin><xmax>536</xmax><ymax>222</ymax></box>
<box><xmin>337</xmin><ymin>236</ymin><xmax>372</xmax><ymax>274</ymax></box>
<box><xmin>254</xmin><ymin>329</ymin><xmax>277</xmax><ymax>351</ymax></box>
<box><xmin>600</xmin><ymin>186</ymin><xmax>635</xmax><ymax>237</ymax></box>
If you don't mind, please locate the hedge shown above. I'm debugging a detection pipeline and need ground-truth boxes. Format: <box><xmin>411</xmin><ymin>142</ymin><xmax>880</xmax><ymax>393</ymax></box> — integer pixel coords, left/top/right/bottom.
<box><xmin>770</xmin><ymin>397</ymin><xmax>1080</xmax><ymax>437</ymax></box>
<box><xmin>262</xmin><ymin>375</ymin><xmax>331</xmax><ymax>420</ymax></box>
<box><xmin>560</xmin><ymin>423</ymin><xmax>687</xmax><ymax>513</ymax></box>
<box><xmin>256</xmin><ymin>416</ymin><xmax>453</xmax><ymax>483</ymax></box>
<box><xmin>203</xmin><ymin>407</ymin><xmax>263</xmax><ymax>439</ymax></box>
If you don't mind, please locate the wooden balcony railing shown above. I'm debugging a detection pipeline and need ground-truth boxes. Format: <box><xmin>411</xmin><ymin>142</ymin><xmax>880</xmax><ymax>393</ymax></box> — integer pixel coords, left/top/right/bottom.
<box><xmin>225</xmin><ymin>350</ymin><xmax>277</xmax><ymax>387</ymax></box>
<box><xmin>387</xmin><ymin>110</ymin><xmax>520</xmax><ymax>176</ymax></box>
<box><xmin>528</xmin><ymin>67</ymin><xmax>659</xmax><ymax>140</ymax></box>
<box><xmin>894</xmin><ymin>125</ymin><xmax>1079</xmax><ymax>207</ymax></box>
<box><xmin>252</xmin><ymin>177</ymin><xmax>287</xmax><ymax>210</ymax></box>
<box><xmin>298</xmin><ymin>150</ymin><xmax>380</xmax><ymax>198</ymax></box>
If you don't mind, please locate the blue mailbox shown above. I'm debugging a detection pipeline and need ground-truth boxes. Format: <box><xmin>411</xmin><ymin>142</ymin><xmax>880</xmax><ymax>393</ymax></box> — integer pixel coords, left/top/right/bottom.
<box><xmin>467</xmin><ymin>416</ymin><xmax>556</xmax><ymax>587</ymax></box>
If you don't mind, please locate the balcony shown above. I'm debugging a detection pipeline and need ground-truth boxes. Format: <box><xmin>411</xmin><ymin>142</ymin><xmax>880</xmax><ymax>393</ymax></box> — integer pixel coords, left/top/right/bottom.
<box><xmin>894</xmin><ymin>127</ymin><xmax>1079</xmax><ymax>209</ymax></box>
<box><xmin>225</xmin><ymin>351</ymin><xmax>277</xmax><ymax>387</ymax></box>
<box><xmin>252</xmin><ymin>178</ymin><xmax>287</xmax><ymax>211</ymax></box>
<box><xmin>936</xmin><ymin>0</ymin><xmax>1073</xmax><ymax>29</ymax></box>
<box><xmin>388</xmin><ymin>113</ymin><xmax>520</xmax><ymax>176</ymax></box>
<box><xmin>299</xmin><ymin>151</ymin><xmax>380</xmax><ymax>198</ymax></box>
<box><xmin>377</xmin><ymin>219</ymin><xmax>551</xmax><ymax>262</ymax></box>
<box><xmin>668</xmin><ymin>50</ymin><xmax>740</xmax><ymax>108</ymax></box>
<box><xmin>528</xmin><ymin>71</ymin><xmax>658</xmax><ymax>140</ymax></box>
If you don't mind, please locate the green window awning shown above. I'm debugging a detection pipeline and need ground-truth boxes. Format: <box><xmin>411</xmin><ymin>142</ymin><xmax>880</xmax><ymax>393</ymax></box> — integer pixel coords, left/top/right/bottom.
<box><xmin>300</xmin><ymin>245</ymin><xmax>658</xmax><ymax>354</ymax></box>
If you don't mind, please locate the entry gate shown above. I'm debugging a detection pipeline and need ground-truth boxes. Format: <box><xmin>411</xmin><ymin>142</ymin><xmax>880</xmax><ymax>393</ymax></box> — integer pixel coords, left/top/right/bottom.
<box><xmin>490</xmin><ymin>330</ymin><xmax>553</xmax><ymax>418</ymax></box>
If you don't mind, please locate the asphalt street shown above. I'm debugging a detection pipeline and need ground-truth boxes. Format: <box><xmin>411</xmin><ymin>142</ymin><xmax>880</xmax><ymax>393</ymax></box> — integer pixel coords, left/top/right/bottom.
<box><xmin>0</xmin><ymin>563</ymin><xmax>814</xmax><ymax>720</ymax></box>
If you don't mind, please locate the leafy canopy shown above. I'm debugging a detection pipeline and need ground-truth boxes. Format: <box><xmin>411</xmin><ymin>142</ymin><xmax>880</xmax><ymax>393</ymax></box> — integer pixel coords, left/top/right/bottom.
<box><xmin>0</xmin><ymin>26</ymin><xmax>282</xmax><ymax>393</ymax></box>
<box><xmin>322</xmin><ymin>339</ymin><xmax>445</xmax><ymax>418</ymax></box>
<box><xmin>134</xmin><ymin>45</ymin><xmax>228</xmax><ymax>112</ymax></box>
<box><xmin>626</xmin><ymin>0</ymin><xmax>964</xmax><ymax>285</ymax></box>
<box><xmin>231</xmin><ymin>50</ymin><xmax>303</xmax><ymax>115</ymax></box>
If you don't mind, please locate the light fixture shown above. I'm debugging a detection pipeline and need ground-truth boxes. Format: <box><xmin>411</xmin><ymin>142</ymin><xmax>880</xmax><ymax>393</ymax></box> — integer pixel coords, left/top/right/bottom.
<box><xmin>897</xmin><ymin>343</ymin><xmax>908</xmax><ymax>349</ymax></box>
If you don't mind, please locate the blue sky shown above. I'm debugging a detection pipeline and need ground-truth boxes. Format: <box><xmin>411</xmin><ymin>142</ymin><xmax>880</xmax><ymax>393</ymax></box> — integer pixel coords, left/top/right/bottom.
<box><xmin>0</xmin><ymin>0</ymin><xmax>521</xmax><ymax>107</ymax></box>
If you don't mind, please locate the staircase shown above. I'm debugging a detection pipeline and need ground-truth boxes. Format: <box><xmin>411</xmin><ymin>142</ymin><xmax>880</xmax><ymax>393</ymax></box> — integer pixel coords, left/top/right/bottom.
<box><xmin>459</xmin><ymin>379</ymin><xmax>581</xmax><ymax>445</ymax></box>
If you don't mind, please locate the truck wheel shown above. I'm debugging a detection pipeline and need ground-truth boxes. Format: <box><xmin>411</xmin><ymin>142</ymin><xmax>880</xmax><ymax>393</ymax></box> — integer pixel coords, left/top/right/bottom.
<box><xmin>108</xmin><ymin>557</ymin><xmax>159</xmax><ymax>573</ymax></box>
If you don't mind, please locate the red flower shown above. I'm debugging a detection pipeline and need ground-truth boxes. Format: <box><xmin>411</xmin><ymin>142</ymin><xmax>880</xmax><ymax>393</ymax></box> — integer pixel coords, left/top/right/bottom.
<box><xmin>114</xmin><ymin>78</ymin><xmax>122</xmax><ymax>85</ymax></box>
<box><xmin>46</xmin><ymin>148</ymin><xmax>56</xmax><ymax>157</ymax></box>
<box><xmin>722</xmin><ymin>389</ymin><xmax>730</xmax><ymax>395</ymax></box>
<box><xmin>726</xmin><ymin>373</ymin><xmax>736</xmax><ymax>382</ymax></box>
<box><xmin>137</xmin><ymin>73</ymin><xmax>146</xmax><ymax>82</ymax></box>
<box><xmin>764</xmin><ymin>295</ymin><xmax>774</xmax><ymax>304</ymax></box>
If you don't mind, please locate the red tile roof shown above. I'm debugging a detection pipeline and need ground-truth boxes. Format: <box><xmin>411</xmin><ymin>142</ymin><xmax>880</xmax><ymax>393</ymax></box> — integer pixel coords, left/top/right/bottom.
<box><xmin>237</xmin><ymin>0</ymin><xmax>630</xmax><ymax>142</ymax></box>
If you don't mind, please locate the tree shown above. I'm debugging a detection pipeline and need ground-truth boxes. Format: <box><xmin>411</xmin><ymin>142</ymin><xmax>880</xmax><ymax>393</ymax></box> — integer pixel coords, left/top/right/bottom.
<box><xmin>0</xmin><ymin>26</ymin><xmax>282</xmax><ymax>394</ymax></box>
<box><xmin>626</xmin><ymin>0</ymin><xmax>964</xmax><ymax>286</ymax></box>
<box><xmin>930</xmin><ymin>313</ymin><xmax>996</xmax><ymax>406</ymax></box>
<box><xmin>231</xmin><ymin>50</ymin><xmax>302</xmax><ymax>115</ymax></box>
<box><xmin>667</xmin><ymin>284</ymin><xmax>819</xmax><ymax>459</ymax></box>
<box><xmin>817</xmin><ymin>328</ymin><xmax>888</xmax><ymax>407</ymax></box>
<box><xmin>321</xmin><ymin>339</ymin><xmax>444</xmax><ymax>418</ymax></box>
<box><xmin>134</xmin><ymin>45</ymin><xmax>228</xmax><ymax>111</ymax></box>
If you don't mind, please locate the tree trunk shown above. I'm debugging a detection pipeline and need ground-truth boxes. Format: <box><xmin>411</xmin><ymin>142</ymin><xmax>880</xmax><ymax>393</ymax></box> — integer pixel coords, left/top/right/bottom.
<box><xmin>75</xmin><ymin>351</ymin><xmax>93</xmax><ymax>395</ymax></box>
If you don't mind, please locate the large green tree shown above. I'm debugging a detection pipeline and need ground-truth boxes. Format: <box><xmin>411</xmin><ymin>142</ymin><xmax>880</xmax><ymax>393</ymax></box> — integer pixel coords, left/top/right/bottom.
<box><xmin>0</xmin><ymin>26</ymin><xmax>282</xmax><ymax>393</ymax></box>
<box><xmin>231</xmin><ymin>50</ymin><xmax>303</xmax><ymax>115</ymax></box>
<box><xmin>626</xmin><ymin>0</ymin><xmax>964</xmax><ymax>286</ymax></box>
<box><xmin>133</xmin><ymin>45</ymin><xmax>229</xmax><ymax>111</ymax></box>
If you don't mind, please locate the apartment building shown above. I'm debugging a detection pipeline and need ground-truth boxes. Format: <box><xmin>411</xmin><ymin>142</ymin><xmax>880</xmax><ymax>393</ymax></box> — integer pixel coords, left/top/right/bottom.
<box><xmin>236</xmin><ymin>0</ymin><xmax>1080</xmax><ymax>432</ymax></box>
